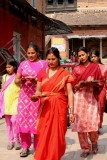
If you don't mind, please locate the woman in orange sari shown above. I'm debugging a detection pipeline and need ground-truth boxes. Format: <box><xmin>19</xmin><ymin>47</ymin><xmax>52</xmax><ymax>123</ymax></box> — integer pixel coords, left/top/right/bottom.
<box><xmin>31</xmin><ymin>47</ymin><xmax>74</xmax><ymax>160</ymax></box>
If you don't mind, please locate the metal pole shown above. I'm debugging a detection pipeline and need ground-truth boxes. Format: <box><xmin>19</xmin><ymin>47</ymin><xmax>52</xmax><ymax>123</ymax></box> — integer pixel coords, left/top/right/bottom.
<box><xmin>83</xmin><ymin>38</ymin><xmax>85</xmax><ymax>47</ymax></box>
<box><xmin>100</xmin><ymin>38</ymin><xmax>102</xmax><ymax>59</ymax></box>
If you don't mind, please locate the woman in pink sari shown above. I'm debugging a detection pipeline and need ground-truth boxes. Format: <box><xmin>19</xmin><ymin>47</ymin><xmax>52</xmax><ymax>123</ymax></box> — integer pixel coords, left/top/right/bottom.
<box><xmin>31</xmin><ymin>47</ymin><xmax>74</xmax><ymax>160</ymax></box>
<box><xmin>91</xmin><ymin>50</ymin><xmax>107</xmax><ymax>132</ymax></box>
<box><xmin>72</xmin><ymin>47</ymin><xmax>103</xmax><ymax>158</ymax></box>
<box><xmin>15</xmin><ymin>42</ymin><xmax>47</xmax><ymax>157</ymax></box>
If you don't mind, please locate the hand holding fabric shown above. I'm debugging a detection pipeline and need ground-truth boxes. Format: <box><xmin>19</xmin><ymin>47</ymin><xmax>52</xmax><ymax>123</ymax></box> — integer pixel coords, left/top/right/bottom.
<box><xmin>31</xmin><ymin>91</ymin><xmax>41</xmax><ymax>101</ymax></box>
<box><xmin>21</xmin><ymin>77</ymin><xmax>26</xmax><ymax>84</ymax></box>
<box><xmin>25</xmin><ymin>77</ymin><xmax>37</xmax><ymax>84</ymax></box>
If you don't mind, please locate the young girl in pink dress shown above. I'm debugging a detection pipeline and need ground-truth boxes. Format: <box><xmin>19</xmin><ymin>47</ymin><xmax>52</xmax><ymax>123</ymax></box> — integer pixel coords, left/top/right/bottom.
<box><xmin>0</xmin><ymin>59</ymin><xmax>20</xmax><ymax>150</ymax></box>
<box><xmin>15</xmin><ymin>42</ymin><xmax>47</xmax><ymax>157</ymax></box>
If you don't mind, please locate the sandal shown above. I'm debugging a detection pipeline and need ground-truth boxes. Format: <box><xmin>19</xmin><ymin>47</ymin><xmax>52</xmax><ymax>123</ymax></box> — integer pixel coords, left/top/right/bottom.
<box><xmin>20</xmin><ymin>148</ymin><xmax>29</xmax><ymax>157</ymax></box>
<box><xmin>92</xmin><ymin>143</ymin><xmax>98</xmax><ymax>154</ymax></box>
<box><xmin>7</xmin><ymin>143</ymin><xmax>14</xmax><ymax>150</ymax></box>
<box><xmin>14</xmin><ymin>142</ymin><xmax>21</xmax><ymax>150</ymax></box>
<box><xmin>80</xmin><ymin>151</ymin><xmax>90</xmax><ymax>158</ymax></box>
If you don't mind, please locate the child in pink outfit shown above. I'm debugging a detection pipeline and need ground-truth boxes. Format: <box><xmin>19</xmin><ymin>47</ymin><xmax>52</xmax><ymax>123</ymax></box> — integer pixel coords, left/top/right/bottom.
<box><xmin>0</xmin><ymin>59</ymin><xmax>21</xmax><ymax>150</ymax></box>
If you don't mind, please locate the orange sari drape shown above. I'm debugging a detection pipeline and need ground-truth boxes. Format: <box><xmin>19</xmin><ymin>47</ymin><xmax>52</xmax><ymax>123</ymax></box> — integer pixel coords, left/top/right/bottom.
<box><xmin>34</xmin><ymin>67</ymin><xmax>73</xmax><ymax>160</ymax></box>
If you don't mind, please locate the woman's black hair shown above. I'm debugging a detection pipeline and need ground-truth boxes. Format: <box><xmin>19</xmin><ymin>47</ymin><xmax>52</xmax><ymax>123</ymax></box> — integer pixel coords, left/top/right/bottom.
<box><xmin>27</xmin><ymin>42</ymin><xmax>40</xmax><ymax>59</ymax></box>
<box><xmin>27</xmin><ymin>42</ymin><xmax>39</xmax><ymax>55</ymax></box>
<box><xmin>46</xmin><ymin>47</ymin><xmax>61</xmax><ymax>66</ymax></box>
<box><xmin>90</xmin><ymin>49</ymin><xmax>102</xmax><ymax>64</ymax></box>
<box><xmin>6</xmin><ymin>58</ymin><xmax>19</xmax><ymax>73</ymax></box>
<box><xmin>77</xmin><ymin>46</ymin><xmax>91</xmax><ymax>62</ymax></box>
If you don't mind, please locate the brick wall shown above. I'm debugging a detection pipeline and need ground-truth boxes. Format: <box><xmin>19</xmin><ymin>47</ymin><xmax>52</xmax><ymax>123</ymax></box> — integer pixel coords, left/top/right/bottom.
<box><xmin>77</xmin><ymin>0</ymin><xmax>107</xmax><ymax>8</ymax></box>
<box><xmin>27</xmin><ymin>0</ymin><xmax>45</xmax><ymax>14</ymax></box>
<box><xmin>36</xmin><ymin>0</ymin><xmax>45</xmax><ymax>14</ymax></box>
<box><xmin>72</xmin><ymin>26</ymin><xmax>107</xmax><ymax>35</ymax></box>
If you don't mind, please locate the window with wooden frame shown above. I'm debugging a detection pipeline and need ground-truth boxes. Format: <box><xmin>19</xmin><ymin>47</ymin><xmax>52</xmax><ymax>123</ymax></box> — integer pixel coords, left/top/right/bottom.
<box><xmin>46</xmin><ymin>0</ymin><xmax>77</xmax><ymax>12</ymax></box>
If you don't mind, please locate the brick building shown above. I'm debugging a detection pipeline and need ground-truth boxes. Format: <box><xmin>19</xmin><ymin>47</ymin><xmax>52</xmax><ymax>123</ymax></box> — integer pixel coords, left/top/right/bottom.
<box><xmin>26</xmin><ymin>0</ymin><xmax>45</xmax><ymax>13</ymax></box>
<box><xmin>46</xmin><ymin>0</ymin><xmax>107</xmax><ymax>64</ymax></box>
<box><xmin>0</xmin><ymin>0</ymin><xmax>71</xmax><ymax>83</ymax></box>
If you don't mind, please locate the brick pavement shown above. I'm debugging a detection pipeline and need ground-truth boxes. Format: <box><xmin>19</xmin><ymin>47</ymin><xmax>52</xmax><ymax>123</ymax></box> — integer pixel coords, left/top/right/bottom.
<box><xmin>0</xmin><ymin>113</ymin><xmax>107</xmax><ymax>160</ymax></box>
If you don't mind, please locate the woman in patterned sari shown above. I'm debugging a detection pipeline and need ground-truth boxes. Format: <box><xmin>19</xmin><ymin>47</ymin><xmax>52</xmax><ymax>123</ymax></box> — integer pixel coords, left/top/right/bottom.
<box><xmin>15</xmin><ymin>42</ymin><xmax>47</xmax><ymax>157</ymax></box>
<box><xmin>72</xmin><ymin>47</ymin><xmax>103</xmax><ymax>158</ymax></box>
<box><xmin>31</xmin><ymin>47</ymin><xmax>74</xmax><ymax>160</ymax></box>
<box><xmin>90</xmin><ymin>50</ymin><xmax>107</xmax><ymax>132</ymax></box>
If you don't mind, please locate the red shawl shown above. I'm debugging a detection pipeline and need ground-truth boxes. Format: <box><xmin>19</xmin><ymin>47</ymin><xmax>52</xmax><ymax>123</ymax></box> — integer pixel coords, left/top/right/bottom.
<box><xmin>72</xmin><ymin>62</ymin><xmax>103</xmax><ymax>100</ymax></box>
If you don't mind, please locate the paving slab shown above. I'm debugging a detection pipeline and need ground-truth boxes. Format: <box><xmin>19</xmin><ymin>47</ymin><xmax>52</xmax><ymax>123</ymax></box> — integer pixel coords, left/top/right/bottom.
<box><xmin>0</xmin><ymin>113</ymin><xmax>107</xmax><ymax>160</ymax></box>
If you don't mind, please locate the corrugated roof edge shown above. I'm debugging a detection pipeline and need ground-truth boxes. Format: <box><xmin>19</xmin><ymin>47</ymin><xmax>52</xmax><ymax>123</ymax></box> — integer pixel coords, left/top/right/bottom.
<box><xmin>10</xmin><ymin>0</ymin><xmax>72</xmax><ymax>35</ymax></box>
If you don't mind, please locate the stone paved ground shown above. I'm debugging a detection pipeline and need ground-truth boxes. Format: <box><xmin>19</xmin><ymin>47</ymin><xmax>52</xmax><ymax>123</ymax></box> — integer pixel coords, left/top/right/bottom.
<box><xmin>0</xmin><ymin>113</ymin><xmax>107</xmax><ymax>160</ymax></box>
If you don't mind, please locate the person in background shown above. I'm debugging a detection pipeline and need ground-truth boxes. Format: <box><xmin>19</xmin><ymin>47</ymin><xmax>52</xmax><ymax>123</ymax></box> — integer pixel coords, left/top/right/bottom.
<box><xmin>15</xmin><ymin>42</ymin><xmax>47</xmax><ymax>157</ymax></box>
<box><xmin>0</xmin><ymin>58</ymin><xmax>21</xmax><ymax>150</ymax></box>
<box><xmin>90</xmin><ymin>50</ymin><xmax>107</xmax><ymax>132</ymax></box>
<box><xmin>31</xmin><ymin>47</ymin><xmax>74</xmax><ymax>160</ymax></box>
<box><xmin>72</xmin><ymin>47</ymin><xmax>103</xmax><ymax>158</ymax></box>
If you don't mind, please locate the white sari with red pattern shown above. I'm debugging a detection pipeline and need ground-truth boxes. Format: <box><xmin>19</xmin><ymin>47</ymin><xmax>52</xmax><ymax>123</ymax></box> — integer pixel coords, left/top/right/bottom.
<box><xmin>72</xmin><ymin>63</ymin><xmax>103</xmax><ymax>132</ymax></box>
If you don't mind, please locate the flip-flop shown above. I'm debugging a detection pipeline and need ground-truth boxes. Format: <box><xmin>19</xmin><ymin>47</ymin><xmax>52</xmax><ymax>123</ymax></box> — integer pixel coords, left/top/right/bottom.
<box><xmin>20</xmin><ymin>148</ymin><xmax>29</xmax><ymax>157</ymax></box>
<box><xmin>80</xmin><ymin>151</ymin><xmax>90</xmax><ymax>158</ymax></box>
<box><xmin>7</xmin><ymin>143</ymin><xmax>14</xmax><ymax>150</ymax></box>
<box><xmin>14</xmin><ymin>142</ymin><xmax>21</xmax><ymax>150</ymax></box>
<box><xmin>92</xmin><ymin>143</ymin><xmax>98</xmax><ymax>154</ymax></box>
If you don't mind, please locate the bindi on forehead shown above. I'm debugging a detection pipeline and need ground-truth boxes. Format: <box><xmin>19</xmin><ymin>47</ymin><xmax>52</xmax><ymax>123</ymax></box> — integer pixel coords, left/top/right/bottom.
<box><xmin>47</xmin><ymin>53</ymin><xmax>55</xmax><ymax>57</ymax></box>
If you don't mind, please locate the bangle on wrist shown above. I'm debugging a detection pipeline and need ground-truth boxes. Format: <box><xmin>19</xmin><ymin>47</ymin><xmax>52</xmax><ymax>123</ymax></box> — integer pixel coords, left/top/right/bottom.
<box><xmin>68</xmin><ymin>106</ymin><xmax>73</xmax><ymax>114</ymax></box>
